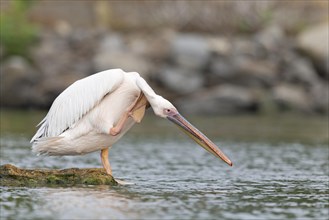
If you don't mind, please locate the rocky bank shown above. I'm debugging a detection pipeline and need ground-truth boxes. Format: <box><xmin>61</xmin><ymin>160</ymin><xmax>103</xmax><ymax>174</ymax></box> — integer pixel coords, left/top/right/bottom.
<box><xmin>0</xmin><ymin>23</ymin><xmax>328</xmax><ymax>115</ymax></box>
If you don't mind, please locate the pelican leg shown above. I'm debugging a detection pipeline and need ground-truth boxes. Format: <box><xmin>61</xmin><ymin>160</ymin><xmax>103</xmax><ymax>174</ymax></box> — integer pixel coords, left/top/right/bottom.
<box><xmin>100</xmin><ymin>148</ymin><xmax>134</xmax><ymax>185</ymax></box>
<box><xmin>110</xmin><ymin>93</ymin><xmax>148</xmax><ymax>136</ymax></box>
<box><xmin>110</xmin><ymin>112</ymin><xmax>130</xmax><ymax>136</ymax></box>
<box><xmin>100</xmin><ymin>148</ymin><xmax>112</xmax><ymax>175</ymax></box>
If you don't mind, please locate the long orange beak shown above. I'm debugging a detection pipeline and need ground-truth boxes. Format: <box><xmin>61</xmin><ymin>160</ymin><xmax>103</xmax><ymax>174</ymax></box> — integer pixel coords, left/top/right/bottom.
<box><xmin>167</xmin><ymin>113</ymin><xmax>233</xmax><ymax>166</ymax></box>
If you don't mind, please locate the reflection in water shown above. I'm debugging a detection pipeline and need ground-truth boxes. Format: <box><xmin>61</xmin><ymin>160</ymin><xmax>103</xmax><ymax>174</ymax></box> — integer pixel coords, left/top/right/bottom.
<box><xmin>1</xmin><ymin>134</ymin><xmax>328</xmax><ymax>219</ymax></box>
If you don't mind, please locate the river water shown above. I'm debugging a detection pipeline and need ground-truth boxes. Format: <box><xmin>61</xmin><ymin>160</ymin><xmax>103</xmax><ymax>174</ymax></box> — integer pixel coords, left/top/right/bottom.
<box><xmin>0</xmin><ymin>111</ymin><xmax>328</xmax><ymax>220</ymax></box>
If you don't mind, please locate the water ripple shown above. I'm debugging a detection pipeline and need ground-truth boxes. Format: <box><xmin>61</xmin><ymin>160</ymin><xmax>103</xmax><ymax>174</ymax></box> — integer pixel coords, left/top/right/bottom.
<box><xmin>1</xmin><ymin>136</ymin><xmax>328</xmax><ymax>220</ymax></box>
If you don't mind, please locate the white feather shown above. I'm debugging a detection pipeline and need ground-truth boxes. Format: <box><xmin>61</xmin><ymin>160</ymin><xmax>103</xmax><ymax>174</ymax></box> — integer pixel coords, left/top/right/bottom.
<box><xmin>31</xmin><ymin>69</ymin><xmax>124</xmax><ymax>143</ymax></box>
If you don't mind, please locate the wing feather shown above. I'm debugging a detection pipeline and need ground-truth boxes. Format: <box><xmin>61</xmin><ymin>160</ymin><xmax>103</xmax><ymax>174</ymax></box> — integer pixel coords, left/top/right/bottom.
<box><xmin>31</xmin><ymin>69</ymin><xmax>124</xmax><ymax>142</ymax></box>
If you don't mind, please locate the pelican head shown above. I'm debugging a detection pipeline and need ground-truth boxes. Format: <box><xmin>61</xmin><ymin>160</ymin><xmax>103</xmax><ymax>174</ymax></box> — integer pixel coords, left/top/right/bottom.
<box><xmin>151</xmin><ymin>95</ymin><xmax>233</xmax><ymax>166</ymax></box>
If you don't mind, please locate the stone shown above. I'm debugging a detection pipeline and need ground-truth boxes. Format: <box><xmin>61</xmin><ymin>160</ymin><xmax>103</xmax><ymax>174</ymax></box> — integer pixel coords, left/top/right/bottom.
<box><xmin>255</xmin><ymin>25</ymin><xmax>286</xmax><ymax>51</ymax></box>
<box><xmin>127</xmin><ymin>29</ymin><xmax>175</xmax><ymax>61</ymax></box>
<box><xmin>209</xmin><ymin>55</ymin><xmax>278</xmax><ymax>87</ymax></box>
<box><xmin>93</xmin><ymin>51</ymin><xmax>154</xmax><ymax>78</ymax></box>
<box><xmin>93</xmin><ymin>33</ymin><xmax>154</xmax><ymax>78</ymax></box>
<box><xmin>272</xmin><ymin>84</ymin><xmax>311</xmax><ymax>112</ymax></box>
<box><xmin>209</xmin><ymin>55</ymin><xmax>236</xmax><ymax>83</ymax></box>
<box><xmin>232</xmin><ymin>38</ymin><xmax>266</xmax><ymax>58</ymax></box>
<box><xmin>170</xmin><ymin>34</ymin><xmax>210</xmax><ymax>70</ymax></box>
<box><xmin>310</xmin><ymin>82</ymin><xmax>329</xmax><ymax>114</ymax></box>
<box><xmin>0</xmin><ymin>56</ymin><xmax>45</xmax><ymax>107</ymax></box>
<box><xmin>97</xmin><ymin>33</ymin><xmax>125</xmax><ymax>53</ymax></box>
<box><xmin>297</xmin><ymin>23</ymin><xmax>329</xmax><ymax>78</ymax></box>
<box><xmin>281</xmin><ymin>53</ymin><xmax>319</xmax><ymax>87</ymax></box>
<box><xmin>156</xmin><ymin>67</ymin><xmax>205</xmax><ymax>95</ymax></box>
<box><xmin>0</xmin><ymin>164</ymin><xmax>117</xmax><ymax>187</ymax></box>
<box><xmin>30</xmin><ymin>31</ymin><xmax>98</xmax><ymax>106</ymax></box>
<box><xmin>234</xmin><ymin>57</ymin><xmax>278</xmax><ymax>87</ymax></box>
<box><xmin>177</xmin><ymin>85</ymin><xmax>258</xmax><ymax>115</ymax></box>
<box><xmin>207</xmin><ymin>37</ymin><xmax>232</xmax><ymax>55</ymax></box>
<box><xmin>32</xmin><ymin>32</ymin><xmax>93</xmax><ymax>78</ymax></box>
<box><xmin>38</xmin><ymin>74</ymin><xmax>83</xmax><ymax>102</ymax></box>
<box><xmin>31</xmin><ymin>31</ymin><xmax>93</xmax><ymax>101</ymax></box>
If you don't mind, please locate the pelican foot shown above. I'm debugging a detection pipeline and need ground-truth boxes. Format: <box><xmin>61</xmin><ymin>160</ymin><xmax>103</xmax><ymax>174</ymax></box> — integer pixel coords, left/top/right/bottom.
<box><xmin>115</xmin><ymin>179</ymin><xmax>135</xmax><ymax>185</ymax></box>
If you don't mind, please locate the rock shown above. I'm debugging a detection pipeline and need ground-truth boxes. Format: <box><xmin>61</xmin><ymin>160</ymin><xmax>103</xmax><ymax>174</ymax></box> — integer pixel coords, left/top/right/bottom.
<box><xmin>281</xmin><ymin>53</ymin><xmax>319</xmax><ymax>87</ymax></box>
<box><xmin>93</xmin><ymin>33</ymin><xmax>154</xmax><ymax>78</ymax></box>
<box><xmin>0</xmin><ymin>56</ymin><xmax>45</xmax><ymax>107</ymax></box>
<box><xmin>209</xmin><ymin>56</ymin><xmax>278</xmax><ymax>87</ymax></box>
<box><xmin>31</xmin><ymin>30</ymin><xmax>103</xmax><ymax>106</ymax></box>
<box><xmin>93</xmin><ymin>51</ymin><xmax>154</xmax><ymax>78</ymax></box>
<box><xmin>38</xmin><ymin>74</ymin><xmax>83</xmax><ymax>102</ymax></box>
<box><xmin>208</xmin><ymin>37</ymin><xmax>232</xmax><ymax>55</ymax></box>
<box><xmin>54</xmin><ymin>20</ymin><xmax>73</xmax><ymax>37</ymax></box>
<box><xmin>127</xmin><ymin>29</ymin><xmax>175</xmax><ymax>60</ymax></box>
<box><xmin>170</xmin><ymin>34</ymin><xmax>210</xmax><ymax>70</ymax></box>
<box><xmin>234</xmin><ymin>57</ymin><xmax>278</xmax><ymax>87</ymax></box>
<box><xmin>272</xmin><ymin>84</ymin><xmax>311</xmax><ymax>112</ymax></box>
<box><xmin>31</xmin><ymin>31</ymin><xmax>94</xmax><ymax>102</ymax></box>
<box><xmin>297</xmin><ymin>23</ymin><xmax>328</xmax><ymax>61</ymax></box>
<box><xmin>177</xmin><ymin>85</ymin><xmax>258</xmax><ymax>115</ymax></box>
<box><xmin>297</xmin><ymin>23</ymin><xmax>329</xmax><ymax>78</ymax></box>
<box><xmin>310</xmin><ymin>82</ymin><xmax>329</xmax><ymax>114</ymax></box>
<box><xmin>255</xmin><ymin>25</ymin><xmax>286</xmax><ymax>51</ymax></box>
<box><xmin>156</xmin><ymin>67</ymin><xmax>204</xmax><ymax>95</ymax></box>
<box><xmin>232</xmin><ymin>38</ymin><xmax>266</xmax><ymax>58</ymax></box>
<box><xmin>97</xmin><ymin>33</ymin><xmax>125</xmax><ymax>53</ymax></box>
<box><xmin>0</xmin><ymin>164</ymin><xmax>117</xmax><ymax>187</ymax></box>
<box><xmin>32</xmin><ymin>32</ymin><xmax>93</xmax><ymax>78</ymax></box>
<box><xmin>209</xmin><ymin>55</ymin><xmax>236</xmax><ymax>84</ymax></box>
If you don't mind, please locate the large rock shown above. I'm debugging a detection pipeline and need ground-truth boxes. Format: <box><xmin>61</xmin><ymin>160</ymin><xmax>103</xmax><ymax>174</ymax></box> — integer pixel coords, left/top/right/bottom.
<box><xmin>281</xmin><ymin>52</ymin><xmax>319</xmax><ymax>87</ymax></box>
<box><xmin>156</xmin><ymin>67</ymin><xmax>204</xmax><ymax>95</ymax></box>
<box><xmin>209</xmin><ymin>55</ymin><xmax>278</xmax><ymax>87</ymax></box>
<box><xmin>93</xmin><ymin>34</ymin><xmax>154</xmax><ymax>77</ymax></box>
<box><xmin>255</xmin><ymin>25</ymin><xmax>286</xmax><ymax>51</ymax></box>
<box><xmin>297</xmin><ymin>23</ymin><xmax>329</xmax><ymax>78</ymax></box>
<box><xmin>209</xmin><ymin>55</ymin><xmax>236</xmax><ymax>84</ymax></box>
<box><xmin>126</xmin><ymin>30</ymin><xmax>174</xmax><ymax>58</ymax></box>
<box><xmin>234</xmin><ymin>57</ymin><xmax>278</xmax><ymax>87</ymax></box>
<box><xmin>207</xmin><ymin>36</ymin><xmax>232</xmax><ymax>56</ymax></box>
<box><xmin>31</xmin><ymin>31</ymin><xmax>94</xmax><ymax>102</ymax></box>
<box><xmin>0</xmin><ymin>164</ymin><xmax>117</xmax><ymax>187</ymax></box>
<box><xmin>0</xmin><ymin>57</ymin><xmax>45</xmax><ymax>107</ymax></box>
<box><xmin>232</xmin><ymin>38</ymin><xmax>266</xmax><ymax>58</ymax></box>
<box><xmin>170</xmin><ymin>34</ymin><xmax>210</xmax><ymax>70</ymax></box>
<box><xmin>93</xmin><ymin>51</ymin><xmax>153</xmax><ymax>78</ymax></box>
<box><xmin>310</xmin><ymin>82</ymin><xmax>329</xmax><ymax>114</ymax></box>
<box><xmin>272</xmin><ymin>84</ymin><xmax>311</xmax><ymax>112</ymax></box>
<box><xmin>32</xmin><ymin>31</ymin><xmax>94</xmax><ymax>78</ymax></box>
<box><xmin>209</xmin><ymin>34</ymin><xmax>279</xmax><ymax>87</ymax></box>
<box><xmin>176</xmin><ymin>85</ymin><xmax>258</xmax><ymax>115</ymax></box>
<box><xmin>97</xmin><ymin>33</ymin><xmax>125</xmax><ymax>53</ymax></box>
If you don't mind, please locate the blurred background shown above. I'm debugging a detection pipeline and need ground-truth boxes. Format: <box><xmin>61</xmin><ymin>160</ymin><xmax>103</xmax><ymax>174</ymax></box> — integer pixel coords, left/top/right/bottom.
<box><xmin>0</xmin><ymin>0</ymin><xmax>328</xmax><ymax>142</ymax></box>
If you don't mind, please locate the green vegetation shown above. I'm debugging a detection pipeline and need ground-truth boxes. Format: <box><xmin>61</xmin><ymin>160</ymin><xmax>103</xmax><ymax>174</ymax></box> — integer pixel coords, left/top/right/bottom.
<box><xmin>0</xmin><ymin>0</ymin><xmax>38</xmax><ymax>58</ymax></box>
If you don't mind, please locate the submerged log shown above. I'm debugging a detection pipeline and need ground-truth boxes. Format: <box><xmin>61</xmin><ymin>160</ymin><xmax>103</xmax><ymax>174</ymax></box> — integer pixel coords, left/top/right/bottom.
<box><xmin>0</xmin><ymin>164</ymin><xmax>118</xmax><ymax>187</ymax></box>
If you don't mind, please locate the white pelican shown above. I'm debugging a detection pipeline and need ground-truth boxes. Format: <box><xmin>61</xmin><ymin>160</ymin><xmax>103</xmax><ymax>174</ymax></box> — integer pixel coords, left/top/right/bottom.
<box><xmin>31</xmin><ymin>69</ymin><xmax>232</xmax><ymax>182</ymax></box>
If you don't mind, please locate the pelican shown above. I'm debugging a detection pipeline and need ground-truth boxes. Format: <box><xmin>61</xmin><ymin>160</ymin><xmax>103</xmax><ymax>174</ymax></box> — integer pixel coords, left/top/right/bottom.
<box><xmin>31</xmin><ymin>69</ymin><xmax>232</xmax><ymax>183</ymax></box>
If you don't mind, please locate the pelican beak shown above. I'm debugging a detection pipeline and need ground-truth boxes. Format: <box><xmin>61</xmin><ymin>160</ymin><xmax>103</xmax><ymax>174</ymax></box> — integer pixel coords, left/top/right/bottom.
<box><xmin>167</xmin><ymin>113</ymin><xmax>233</xmax><ymax>166</ymax></box>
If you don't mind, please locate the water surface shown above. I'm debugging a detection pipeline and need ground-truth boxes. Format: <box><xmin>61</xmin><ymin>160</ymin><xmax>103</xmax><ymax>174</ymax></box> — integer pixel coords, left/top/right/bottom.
<box><xmin>0</xmin><ymin>110</ymin><xmax>328</xmax><ymax>219</ymax></box>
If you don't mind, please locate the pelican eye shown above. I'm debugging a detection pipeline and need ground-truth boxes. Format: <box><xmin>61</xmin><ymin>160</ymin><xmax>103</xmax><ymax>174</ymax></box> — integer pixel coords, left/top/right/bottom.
<box><xmin>164</xmin><ymin>108</ymin><xmax>171</xmax><ymax>114</ymax></box>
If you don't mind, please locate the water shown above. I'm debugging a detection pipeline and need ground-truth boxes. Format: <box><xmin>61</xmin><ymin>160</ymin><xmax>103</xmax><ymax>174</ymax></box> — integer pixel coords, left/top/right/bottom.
<box><xmin>1</xmin><ymin>111</ymin><xmax>328</xmax><ymax>220</ymax></box>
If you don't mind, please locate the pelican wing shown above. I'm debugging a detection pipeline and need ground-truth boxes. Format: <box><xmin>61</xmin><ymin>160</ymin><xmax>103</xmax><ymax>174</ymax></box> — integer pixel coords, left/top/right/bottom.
<box><xmin>31</xmin><ymin>69</ymin><xmax>124</xmax><ymax>142</ymax></box>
